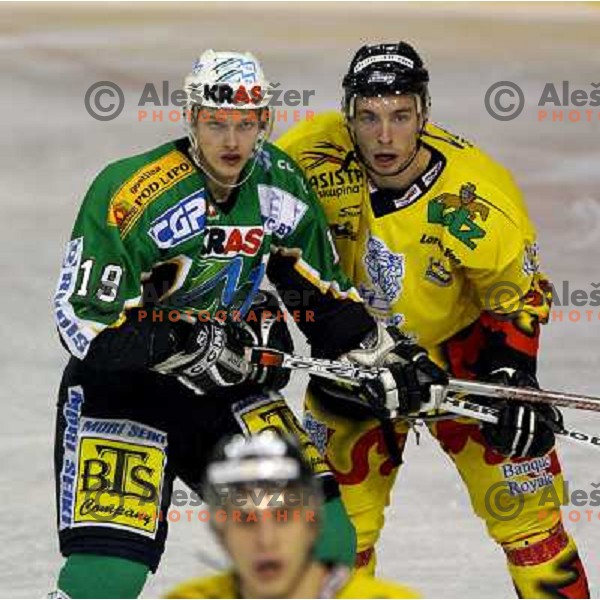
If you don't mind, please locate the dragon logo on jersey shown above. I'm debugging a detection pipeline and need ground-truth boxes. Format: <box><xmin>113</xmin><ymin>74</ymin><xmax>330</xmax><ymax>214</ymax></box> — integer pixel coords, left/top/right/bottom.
<box><xmin>427</xmin><ymin>182</ymin><xmax>491</xmax><ymax>249</ymax></box>
<box><xmin>364</xmin><ymin>234</ymin><xmax>405</xmax><ymax>303</ymax></box>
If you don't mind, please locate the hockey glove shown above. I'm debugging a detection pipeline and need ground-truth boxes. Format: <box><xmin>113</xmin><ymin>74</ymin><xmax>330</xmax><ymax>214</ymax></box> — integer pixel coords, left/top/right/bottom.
<box><xmin>243</xmin><ymin>290</ymin><xmax>294</xmax><ymax>391</ymax></box>
<box><xmin>480</xmin><ymin>368</ymin><xmax>563</xmax><ymax>458</ymax></box>
<box><xmin>153</xmin><ymin>292</ymin><xmax>294</xmax><ymax>395</ymax></box>
<box><xmin>153</xmin><ymin>319</ymin><xmax>253</xmax><ymax>394</ymax></box>
<box><xmin>345</xmin><ymin>323</ymin><xmax>448</xmax><ymax>417</ymax></box>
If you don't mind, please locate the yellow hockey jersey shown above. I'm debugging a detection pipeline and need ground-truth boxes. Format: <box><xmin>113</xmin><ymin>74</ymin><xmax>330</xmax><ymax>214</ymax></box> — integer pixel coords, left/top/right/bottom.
<box><xmin>277</xmin><ymin>112</ymin><xmax>549</xmax><ymax>363</ymax></box>
<box><xmin>165</xmin><ymin>567</ymin><xmax>420</xmax><ymax>598</ymax></box>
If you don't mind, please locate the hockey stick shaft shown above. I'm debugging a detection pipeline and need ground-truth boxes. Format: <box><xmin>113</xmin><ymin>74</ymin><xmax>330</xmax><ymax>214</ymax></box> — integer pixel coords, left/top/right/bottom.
<box><xmin>441</xmin><ymin>396</ymin><xmax>600</xmax><ymax>452</ymax></box>
<box><xmin>247</xmin><ymin>347</ymin><xmax>600</xmax><ymax>452</ymax></box>
<box><xmin>445</xmin><ymin>379</ymin><xmax>600</xmax><ymax>413</ymax></box>
<box><xmin>247</xmin><ymin>347</ymin><xmax>600</xmax><ymax>413</ymax></box>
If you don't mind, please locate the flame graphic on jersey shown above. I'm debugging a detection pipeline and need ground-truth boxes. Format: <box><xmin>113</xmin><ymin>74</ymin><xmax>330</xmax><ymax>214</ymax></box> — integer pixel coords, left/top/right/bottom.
<box><xmin>537</xmin><ymin>549</ymin><xmax>590</xmax><ymax>599</ymax></box>
<box><xmin>328</xmin><ymin>427</ymin><xmax>406</xmax><ymax>485</ymax></box>
<box><xmin>300</xmin><ymin>141</ymin><xmax>353</xmax><ymax>170</ymax></box>
<box><xmin>435</xmin><ymin>419</ymin><xmax>561</xmax><ymax>474</ymax></box>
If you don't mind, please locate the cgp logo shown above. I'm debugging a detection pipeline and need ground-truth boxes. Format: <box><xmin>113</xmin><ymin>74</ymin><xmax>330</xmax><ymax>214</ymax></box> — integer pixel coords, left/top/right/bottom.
<box><xmin>148</xmin><ymin>191</ymin><xmax>207</xmax><ymax>249</ymax></box>
<box><xmin>484</xmin><ymin>81</ymin><xmax>525</xmax><ymax>121</ymax></box>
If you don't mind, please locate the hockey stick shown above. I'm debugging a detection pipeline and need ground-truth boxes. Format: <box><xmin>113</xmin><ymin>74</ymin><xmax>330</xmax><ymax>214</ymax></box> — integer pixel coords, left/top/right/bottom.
<box><xmin>246</xmin><ymin>347</ymin><xmax>600</xmax><ymax>413</ymax></box>
<box><xmin>441</xmin><ymin>395</ymin><xmax>600</xmax><ymax>452</ymax></box>
<box><xmin>246</xmin><ymin>347</ymin><xmax>600</xmax><ymax>452</ymax></box>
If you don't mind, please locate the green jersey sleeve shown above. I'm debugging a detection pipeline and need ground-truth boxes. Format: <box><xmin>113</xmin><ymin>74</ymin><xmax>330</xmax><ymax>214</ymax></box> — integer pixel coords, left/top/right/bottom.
<box><xmin>54</xmin><ymin>165</ymin><xmax>153</xmax><ymax>359</ymax></box>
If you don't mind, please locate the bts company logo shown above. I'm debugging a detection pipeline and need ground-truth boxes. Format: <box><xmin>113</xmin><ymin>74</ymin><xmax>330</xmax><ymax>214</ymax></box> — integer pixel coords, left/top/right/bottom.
<box><xmin>73</xmin><ymin>437</ymin><xmax>165</xmax><ymax>537</ymax></box>
<box><xmin>148</xmin><ymin>191</ymin><xmax>207</xmax><ymax>249</ymax></box>
<box><xmin>202</xmin><ymin>226</ymin><xmax>264</xmax><ymax>258</ymax></box>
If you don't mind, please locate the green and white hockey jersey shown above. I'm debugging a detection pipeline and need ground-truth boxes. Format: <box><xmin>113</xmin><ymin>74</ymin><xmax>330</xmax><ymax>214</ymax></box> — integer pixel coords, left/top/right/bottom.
<box><xmin>54</xmin><ymin>138</ymin><xmax>369</xmax><ymax>361</ymax></box>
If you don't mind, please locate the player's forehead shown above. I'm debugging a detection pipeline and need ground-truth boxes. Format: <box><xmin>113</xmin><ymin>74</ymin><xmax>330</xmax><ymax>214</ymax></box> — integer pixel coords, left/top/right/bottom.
<box><xmin>355</xmin><ymin>94</ymin><xmax>415</xmax><ymax>114</ymax></box>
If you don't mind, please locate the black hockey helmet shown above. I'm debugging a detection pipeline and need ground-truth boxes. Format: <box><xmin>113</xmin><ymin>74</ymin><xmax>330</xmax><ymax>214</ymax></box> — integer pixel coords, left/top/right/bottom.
<box><xmin>202</xmin><ymin>431</ymin><xmax>321</xmax><ymax>507</ymax></box>
<box><xmin>342</xmin><ymin>42</ymin><xmax>430</xmax><ymax>119</ymax></box>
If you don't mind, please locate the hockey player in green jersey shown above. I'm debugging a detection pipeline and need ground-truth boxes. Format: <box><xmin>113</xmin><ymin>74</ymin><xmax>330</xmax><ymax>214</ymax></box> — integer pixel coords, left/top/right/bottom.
<box><xmin>52</xmin><ymin>50</ymin><xmax>446</xmax><ymax>598</ymax></box>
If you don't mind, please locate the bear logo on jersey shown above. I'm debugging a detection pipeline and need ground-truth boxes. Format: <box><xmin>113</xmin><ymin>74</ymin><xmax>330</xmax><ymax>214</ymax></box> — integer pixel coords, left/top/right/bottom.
<box><xmin>364</xmin><ymin>234</ymin><xmax>405</xmax><ymax>303</ymax></box>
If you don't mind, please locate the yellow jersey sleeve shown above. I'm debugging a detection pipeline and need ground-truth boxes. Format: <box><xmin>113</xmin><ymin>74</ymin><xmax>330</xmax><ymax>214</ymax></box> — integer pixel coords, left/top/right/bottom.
<box><xmin>435</xmin><ymin>172</ymin><xmax>535</xmax><ymax>314</ymax></box>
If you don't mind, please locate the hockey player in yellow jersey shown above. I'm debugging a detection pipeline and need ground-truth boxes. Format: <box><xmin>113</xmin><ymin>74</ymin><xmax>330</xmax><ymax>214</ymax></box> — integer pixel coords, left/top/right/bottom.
<box><xmin>165</xmin><ymin>432</ymin><xmax>420</xmax><ymax>599</ymax></box>
<box><xmin>277</xmin><ymin>43</ymin><xmax>589</xmax><ymax>598</ymax></box>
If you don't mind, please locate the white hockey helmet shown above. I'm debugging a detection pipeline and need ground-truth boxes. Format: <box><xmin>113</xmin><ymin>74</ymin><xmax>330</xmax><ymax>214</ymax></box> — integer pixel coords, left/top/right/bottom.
<box><xmin>183</xmin><ymin>50</ymin><xmax>273</xmax><ymax>187</ymax></box>
<box><xmin>184</xmin><ymin>49</ymin><xmax>271</xmax><ymax>111</ymax></box>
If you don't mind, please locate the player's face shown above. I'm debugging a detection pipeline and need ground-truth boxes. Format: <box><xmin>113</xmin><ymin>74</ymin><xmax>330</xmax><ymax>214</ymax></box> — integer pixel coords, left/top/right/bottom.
<box><xmin>194</xmin><ymin>108</ymin><xmax>262</xmax><ymax>183</ymax></box>
<box><xmin>351</xmin><ymin>94</ymin><xmax>422</xmax><ymax>175</ymax></box>
<box><xmin>218</xmin><ymin>488</ymin><xmax>319</xmax><ymax>599</ymax></box>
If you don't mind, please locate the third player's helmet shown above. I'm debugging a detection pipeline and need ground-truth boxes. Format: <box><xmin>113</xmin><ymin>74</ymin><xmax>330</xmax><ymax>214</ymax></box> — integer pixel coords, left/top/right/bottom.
<box><xmin>342</xmin><ymin>42</ymin><xmax>430</xmax><ymax>119</ymax></box>
<box><xmin>202</xmin><ymin>431</ymin><xmax>321</xmax><ymax>507</ymax></box>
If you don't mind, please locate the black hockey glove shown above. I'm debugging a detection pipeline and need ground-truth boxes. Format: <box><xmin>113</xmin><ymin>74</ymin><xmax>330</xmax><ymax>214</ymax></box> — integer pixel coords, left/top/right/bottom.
<box><xmin>242</xmin><ymin>290</ymin><xmax>294</xmax><ymax>391</ymax></box>
<box><xmin>344</xmin><ymin>323</ymin><xmax>448</xmax><ymax>418</ymax></box>
<box><xmin>153</xmin><ymin>318</ymin><xmax>252</xmax><ymax>394</ymax></box>
<box><xmin>479</xmin><ymin>368</ymin><xmax>563</xmax><ymax>458</ymax></box>
<box><xmin>153</xmin><ymin>291</ymin><xmax>293</xmax><ymax>394</ymax></box>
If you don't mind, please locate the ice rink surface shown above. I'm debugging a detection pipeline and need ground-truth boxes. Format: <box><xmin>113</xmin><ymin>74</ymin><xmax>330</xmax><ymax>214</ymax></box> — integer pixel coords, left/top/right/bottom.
<box><xmin>1</xmin><ymin>2</ymin><xmax>599</xmax><ymax>597</ymax></box>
